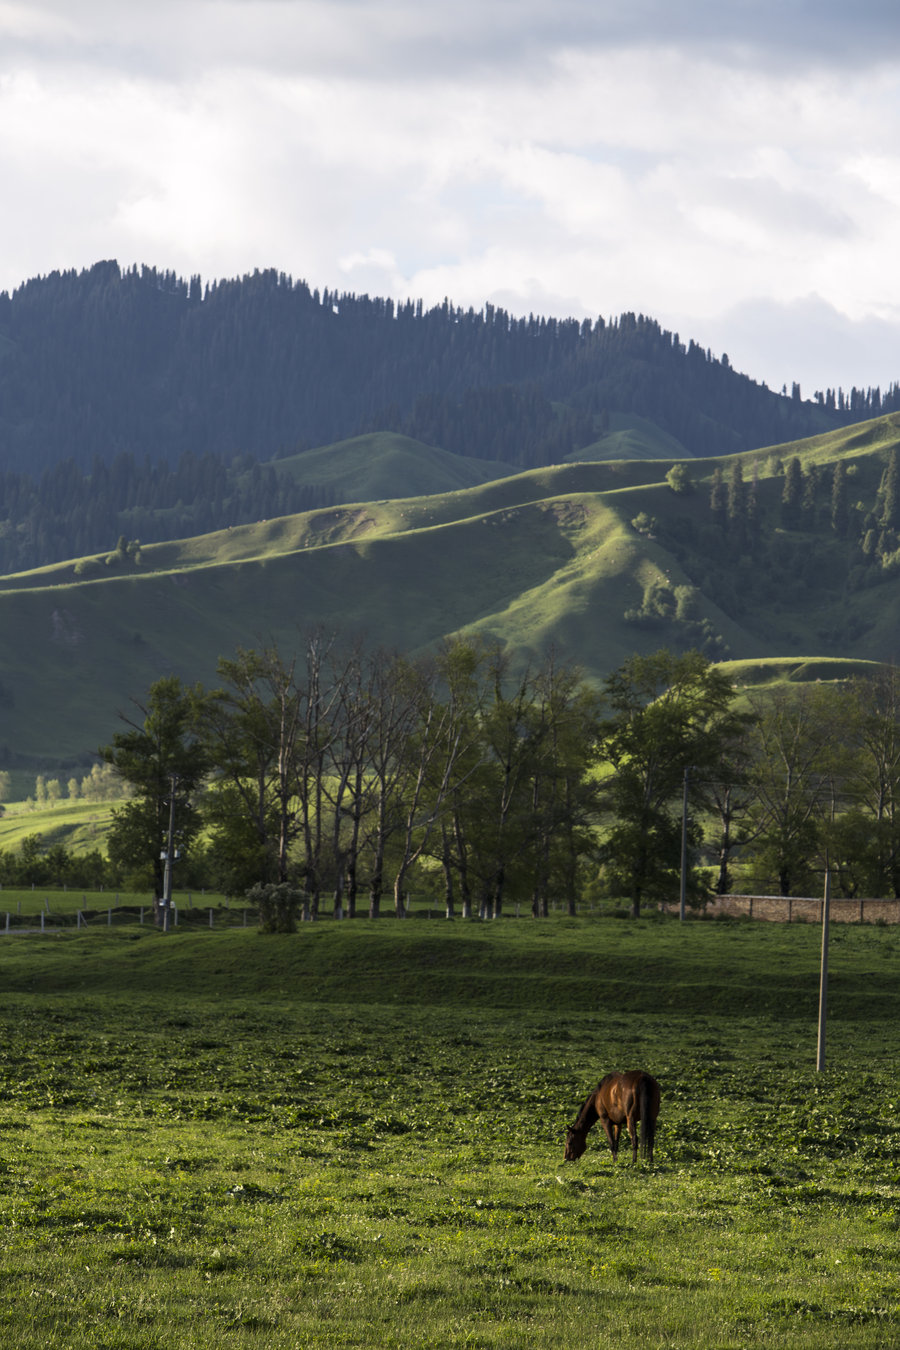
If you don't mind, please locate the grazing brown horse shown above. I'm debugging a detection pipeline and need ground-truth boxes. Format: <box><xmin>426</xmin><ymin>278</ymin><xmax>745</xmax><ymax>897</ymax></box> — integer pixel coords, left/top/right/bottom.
<box><xmin>564</xmin><ymin>1071</ymin><xmax>660</xmax><ymax>1164</ymax></box>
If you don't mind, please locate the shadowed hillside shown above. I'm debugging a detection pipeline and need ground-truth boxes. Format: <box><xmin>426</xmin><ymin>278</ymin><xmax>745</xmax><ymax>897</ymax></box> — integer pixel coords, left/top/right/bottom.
<box><xmin>2</xmin><ymin>261</ymin><xmax>890</xmax><ymax>486</ymax></box>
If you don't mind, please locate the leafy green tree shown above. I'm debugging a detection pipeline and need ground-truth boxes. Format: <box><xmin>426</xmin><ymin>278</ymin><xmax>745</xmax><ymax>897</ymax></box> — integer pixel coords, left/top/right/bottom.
<box><xmin>524</xmin><ymin>655</ymin><xmax>602</xmax><ymax>917</ymax></box>
<box><xmin>831</xmin><ymin>461</ymin><xmax>849</xmax><ymax>537</ymax></box>
<box><xmin>709</xmin><ymin>465</ymin><xmax>726</xmax><ymax>529</ymax></box>
<box><xmin>674</xmin><ymin>585</ymin><xmax>700</xmax><ymax>622</ymax></box>
<box><xmin>746</xmin><ymin>462</ymin><xmax>760</xmax><ymax>536</ymax></box>
<box><xmin>696</xmin><ymin>706</ymin><xmax>761</xmax><ymax>894</ymax></box>
<box><xmin>320</xmin><ymin>643</ymin><xmax>379</xmax><ymax>920</ymax></box>
<box><xmin>597</xmin><ymin>649</ymin><xmax>741</xmax><ymax>916</ymax></box>
<box><xmin>356</xmin><ymin>648</ymin><xmax>426</xmax><ymax>919</ymax></box>
<box><xmin>18</xmin><ymin>834</ymin><xmax>48</xmax><ymax>885</ymax></box>
<box><xmin>742</xmin><ymin>683</ymin><xmax>848</xmax><ymax>896</ymax></box>
<box><xmin>44</xmin><ymin>842</ymin><xmax>70</xmax><ymax>885</ymax></box>
<box><xmin>880</xmin><ymin>447</ymin><xmax>900</xmax><ymax>530</ymax></box>
<box><xmin>781</xmin><ymin>456</ymin><xmax>804</xmax><ymax>528</ymax></box>
<box><xmin>428</xmin><ymin>645</ymin><xmax>536</xmax><ymax>920</ymax></box>
<box><xmin>101</xmin><ymin>677</ymin><xmax>210</xmax><ymax>897</ymax></box>
<box><xmin>387</xmin><ymin>647</ymin><xmax>484</xmax><ymax>918</ymax></box>
<box><xmin>801</xmin><ymin>463</ymin><xmax>820</xmax><ymax>525</ymax></box>
<box><xmin>203</xmin><ymin>637</ymin><xmax>345</xmax><ymax>908</ymax></box>
<box><xmin>461</xmin><ymin>654</ymin><xmax>549</xmax><ymax>920</ymax></box>
<box><xmin>727</xmin><ymin>458</ymin><xmax>746</xmax><ymax>527</ymax></box>
<box><xmin>202</xmin><ymin>647</ymin><xmax>295</xmax><ymax>895</ymax></box>
<box><xmin>293</xmin><ymin>632</ymin><xmax>345</xmax><ymax>917</ymax></box>
<box><xmin>838</xmin><ymin>667</ymin><xmax>900</xmax><ymax>896</ymax></box>
<box><xmin>429</xmin><ymin>640</ymin><xmax>499</xmax><ymax>920</ymax></box>
<box><xmin>666</xmin><ymin>464</ymin><xmax>692</xmax><ymax>494</ymax></box>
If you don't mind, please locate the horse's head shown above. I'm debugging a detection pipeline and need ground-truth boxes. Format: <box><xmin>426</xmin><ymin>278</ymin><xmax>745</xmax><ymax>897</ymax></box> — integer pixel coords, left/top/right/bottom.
<box><xmin>563</xmin><ymin>1124</ymin><xmax>587</xmax><ymax>1162</ymax></box>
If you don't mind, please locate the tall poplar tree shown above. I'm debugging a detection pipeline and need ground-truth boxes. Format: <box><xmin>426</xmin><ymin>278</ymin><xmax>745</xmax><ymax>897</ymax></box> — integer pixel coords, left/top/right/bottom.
<box><xmin>597</xmin><ymin>649</ymin><xmax>741</xmax><ymax>917</ymax></box>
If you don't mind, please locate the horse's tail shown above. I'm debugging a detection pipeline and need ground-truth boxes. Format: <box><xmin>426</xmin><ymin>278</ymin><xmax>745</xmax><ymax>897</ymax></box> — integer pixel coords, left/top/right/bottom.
<box><xmin>639</xmin><ymin>1075</ymin><xmax>656</xmax><ymax>1161</ymax></box>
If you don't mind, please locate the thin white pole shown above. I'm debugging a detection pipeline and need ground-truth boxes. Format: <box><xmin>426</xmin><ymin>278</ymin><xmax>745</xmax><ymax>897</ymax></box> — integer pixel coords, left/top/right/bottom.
<box><xmin>817</xmin><ymin>869</ymin><xmax>831</xmax><ymax>1072</ymax></box>
<box><xmin>679</xmin><ymin>767</ymin><xmax>689</xmax><ymax>921</ymax></box>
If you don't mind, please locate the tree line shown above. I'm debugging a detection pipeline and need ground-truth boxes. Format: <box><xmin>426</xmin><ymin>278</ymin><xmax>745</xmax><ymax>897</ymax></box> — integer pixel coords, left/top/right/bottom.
<box><xmin>4</xmin><ymin>638</ymin><xmax>878</xmax><ymax>919</ymax></box>
<box><xmin>3</xmin><ymin>261</ymin><xmax>894</xmax><ymax>487</ymax></box>
<box><xmin>0</xmin><ymin>449</ymin><xmax>334</xmax><ymax>575</ymax></box>
<box><xmin>619</xmin><ymin>444</ymin><xmax>900</xmax><ymax>663</ymax></box>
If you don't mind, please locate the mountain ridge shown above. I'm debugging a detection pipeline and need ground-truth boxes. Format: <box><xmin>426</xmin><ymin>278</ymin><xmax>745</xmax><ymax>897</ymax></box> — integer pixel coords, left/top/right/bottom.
<box><xmin>2</xmin><ymin>261</ymin><xmax>892</xmax><ymax>483</ymax></box>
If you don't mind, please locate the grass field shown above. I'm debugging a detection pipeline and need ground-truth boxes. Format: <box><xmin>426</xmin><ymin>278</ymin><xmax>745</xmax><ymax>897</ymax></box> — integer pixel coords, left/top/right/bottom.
<box><xmin>0</xmin><ymin>916</ymin><xmax>897</xmax><ymax>1348</ymax></box>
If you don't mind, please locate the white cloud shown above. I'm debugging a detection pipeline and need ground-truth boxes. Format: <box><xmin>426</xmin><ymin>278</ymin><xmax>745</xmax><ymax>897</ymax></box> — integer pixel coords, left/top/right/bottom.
<box><xmin>1</xmin><ymin>1</ymin><xmax>900</xmax><ymax>394</ymax></box>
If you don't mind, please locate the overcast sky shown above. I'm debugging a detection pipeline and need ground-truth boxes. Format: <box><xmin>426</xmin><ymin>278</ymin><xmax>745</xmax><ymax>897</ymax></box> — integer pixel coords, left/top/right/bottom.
<box><xmin>3</xmin><ymin>0</ymin><xmax>900</xmax><ymax>396</ymax></box>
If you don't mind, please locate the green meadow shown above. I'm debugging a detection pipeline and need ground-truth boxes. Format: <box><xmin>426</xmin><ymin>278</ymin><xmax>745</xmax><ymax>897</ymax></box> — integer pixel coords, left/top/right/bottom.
<box><xmin>0</xmin><ymin>916</ymin><xmax>897</xmax><ymax>1348</ymax></box>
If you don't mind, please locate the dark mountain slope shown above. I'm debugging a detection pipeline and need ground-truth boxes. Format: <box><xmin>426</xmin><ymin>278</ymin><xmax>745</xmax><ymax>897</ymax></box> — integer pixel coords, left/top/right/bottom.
<box><xmin>1</xmin><ymin>262</ymin><xmax>892</xmax><ymax>484</ymax></box>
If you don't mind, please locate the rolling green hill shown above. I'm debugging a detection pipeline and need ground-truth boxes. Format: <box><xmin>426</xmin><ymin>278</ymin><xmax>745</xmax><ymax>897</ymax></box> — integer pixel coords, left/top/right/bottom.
<box><xmin>272</xmin><ymin>431</ymin><xmax>516</xmax><ymax>499</ymax></box>
<box><xmin>565</xmin><ymin>412</ymin><xmax>693</xmax><ymax>462</ymax></box>
<box><xmin>4</xmin><ymin>413</ymin><xmax>900</xmax><ymax>769</ymax></box>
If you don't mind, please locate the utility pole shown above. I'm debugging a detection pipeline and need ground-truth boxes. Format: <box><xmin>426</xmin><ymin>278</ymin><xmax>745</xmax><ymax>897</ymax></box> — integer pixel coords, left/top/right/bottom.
<box><xmin>679</xmin><ymin>766</ymin><xmax>690</xmax><ymax>921</ymax></box>
<box><xmin>816</xmin><ymin>867</ymin><xmax>831</xmax><ymax>1071</ymax></box>
<box><xmin>160</xmin><ymin>773</ymin><xmax>178</xmax><ymax>932</ymax></box>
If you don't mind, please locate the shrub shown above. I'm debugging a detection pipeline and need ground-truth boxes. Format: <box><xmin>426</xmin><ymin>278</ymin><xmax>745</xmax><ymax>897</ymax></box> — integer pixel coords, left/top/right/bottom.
<box><xmin>246</xmin><ymin>882</ymin><xmax>304</xmax><ymax>934</ymax></box>
<box><xmin>666</xmin><ymin>464</ymin><xmax>693</xmax><ymax>494</ymax></box>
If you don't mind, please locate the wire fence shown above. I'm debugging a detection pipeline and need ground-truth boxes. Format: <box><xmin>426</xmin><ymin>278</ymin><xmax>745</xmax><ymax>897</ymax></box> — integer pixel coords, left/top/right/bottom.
<box><xmin>0</xmin><ymin>890</ymin><xmax>600</xmax><ymax>932</ymax></box>
<box><xmin>695</xmin><ymin>894</ymin><xmax>900</xmax><ymax>924</ymax></box>
<box><xmin>0</xmin><ymin>903</ymin><xmax>257</xmax><ymax>933</ymax></box>
<box><xmin>8</xmin><ymin>889</ymin><xmax>898</xmax><ymax>931</ymax></box>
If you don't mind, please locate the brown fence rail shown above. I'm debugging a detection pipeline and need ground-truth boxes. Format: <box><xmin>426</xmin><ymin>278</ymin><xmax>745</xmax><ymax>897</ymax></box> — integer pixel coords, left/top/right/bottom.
<box><xmin>701</xmin><ymin>895</ymin><xmax>900</xmax><ymax>924</ymax></box>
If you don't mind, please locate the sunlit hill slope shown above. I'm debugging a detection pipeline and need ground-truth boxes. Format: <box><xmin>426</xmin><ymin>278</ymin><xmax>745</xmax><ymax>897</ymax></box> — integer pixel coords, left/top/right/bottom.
<box><xmin>3</xmin><ymin>414</ymin><xmax>900</xmax><ymax>767</ymax></box>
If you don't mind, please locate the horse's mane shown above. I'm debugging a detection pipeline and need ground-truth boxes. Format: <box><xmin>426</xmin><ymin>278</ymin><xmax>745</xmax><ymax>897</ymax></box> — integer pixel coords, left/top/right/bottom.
<box><xmin>573</xmin><ymin>1088</ymin><xmax>600</xmax><ymax>1132</ymax></box>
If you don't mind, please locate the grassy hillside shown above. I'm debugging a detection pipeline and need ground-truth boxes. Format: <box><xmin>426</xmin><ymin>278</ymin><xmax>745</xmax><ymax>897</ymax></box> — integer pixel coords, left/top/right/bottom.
<box><xmin>565</xmin><ymin>411</ymin><xmax>693</xmax><ymax>462</ymax></box>
<box><xmin>272</xmin><ymin>431</ymin><xmax>516</xmax><ymax>500</ymax></box>
<box><xmin>3</xmin><ymin>414</ymin><xmax>900</xmax><ymax>767</ymax></box>
<box><xmin>0</xmin><ymin>798</ymin><xmax>115</xmax><ymax>854</ymax></box>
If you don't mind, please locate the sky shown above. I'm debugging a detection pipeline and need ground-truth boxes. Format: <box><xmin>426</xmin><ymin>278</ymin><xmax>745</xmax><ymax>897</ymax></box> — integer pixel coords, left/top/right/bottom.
<box><xmin>3</xmin><ymin>0</ymin><xmax>900</xmax><ymax>397</ymax></box>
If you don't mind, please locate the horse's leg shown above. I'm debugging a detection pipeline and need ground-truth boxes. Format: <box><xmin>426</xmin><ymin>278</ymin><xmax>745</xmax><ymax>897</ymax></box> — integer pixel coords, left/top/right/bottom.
<box><xmin>599</xmin><ymin>1111</ymin><xmax>619</xmax><ymax>1160</ymax></box>
<box><xmin>627</xmin><ymin>1109</ymin><xmax>639</xmax><ymax>1163</ymax></box>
